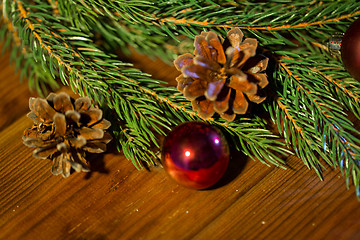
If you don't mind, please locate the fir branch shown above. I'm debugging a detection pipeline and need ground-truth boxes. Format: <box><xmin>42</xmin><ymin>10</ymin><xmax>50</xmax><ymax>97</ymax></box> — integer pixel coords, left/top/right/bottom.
<box><xmin>0</xmin><ymin>5</ymin><xmax>59</xmax><ymax>95</ymax></box>
<box><xmin>3</xmin><ymin>0</ymin><xmax>360</xmax><ymax>198</ymax></box>
<box><xmin>10</xmin><ymin>0</ymin><xmax>174</xmax><ymax>167</ymax></box>
<box><xmin>268</xmin><ymin>55</ymin><xmax>360</xmax><ymax>193</ymax></box>
<box><xmin>94</xmin><ymin>19</ymin><xmax>186</xmax><ymax>62</ymax></box>
<box><xmin>272</xmin><ymin>97</ymin><xmax>326</xmax><ymax>176</ymax></box>
<box><xmin>4</xmin><ymin>0</ymin><xmax>289</xmax><ymax>170</ymax></box>
<box><xmin>213</xmin><ymin>117</ymin><xmax>290</xmax><ymax>167</ymax></box>
<box><xmin>79</xmin><ymin>1</ymin><xmax>360</xmax><ymax>64</ymax></box>
<box><xmin>144</xmin><ymin>1</ymin><xmax>360</xmax><ymax>43</ymax></box>
<box><xmin>54</xmin><ymin>0</ymin><xmax>156</xmax><ymax>28</ymax></box>
<box><xmin>55</xmin><ymin>1</ymin><xmax>360</xmax><ymax>65</ymax></box>
<box><xmin>304</xmin><ymin>46</ymin><xmax>360</xmax><ymax>119</ymax></box>
<box><xmin>311</xmin><ymin>66</ymin><xmax>360</xmax><ymax>119</ymax></box>
<box><xmin>54</xmin><ymin>0</ymin><xmax>181</xmax><ymax>62</ymax></box>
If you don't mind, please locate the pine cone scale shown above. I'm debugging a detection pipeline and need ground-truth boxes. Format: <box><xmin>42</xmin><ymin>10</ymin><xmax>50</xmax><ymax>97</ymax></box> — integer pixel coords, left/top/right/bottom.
<box><xmin>51</xmin><ymin>157</ymin><xmax>62</xmax><ymax>175</ymax></box>
<box><xmin>174</xmin><ymin>53</ymin><xmax>194</xmax><ymax>71</ymax></box>
<box><xmin>197</xmin><ymin>99</ymin><xmax>215</xmax><ymax>119</ymax></box>
<box><xmin>65</xmin><ymin>110</ymin><xmax>81</xmax><ymax>124</ymax></box>
<box><xmin>214</xmin><ymin>88</ymin><xmax>231</xmax><ymax>113</ymax></box>
<box><xmin>183</xmin><ymin>80</ymin><xmax>207</xmax><ymax>100</ymax></box>
<box><xmin>78</xmin><ymin>128</ymin><xmax>104</xmax><ymax>140</ymax></box>
<box><xmin>75</xmin><ymin>97</ymin><xmax>92</xmax><ymax>111</ymax></box>
<box><xmin>248</xmin><ymin>95</ymin><xmax>266</xmax><ymax>104</ymax></box>
<box><xmin>258</xmin><ymin>73</ymin><xmax>269</xmax><ymax>89</ymax></box>
<box><xmin>83</xmin><ymin>142</ymin><xmax>107</xmax><ymax>153</ymax></box>
<box><xmin>248</xmin><ymin>73</ymin><xmax>269</xmax><ymax>89</ymax></box>
<box><xmin>220</xmin><ymin>112</ymin><xmax>236</xmax><ymax>122</ymax></box>
<box><xmin>227</xmin><ymin>28</ymin><xmax>244</xmax><ymax>47</ymax></box>
<box><xmin>23</xmin><ymin>137</ymin><xmax>53</xmax><ymax>148</ymax></box>
<box><xmin>91</xmin><ymin>119</ymin><xmax>111</xmax><ymax>130</ymax></box>
<box><xmin>207</xmin><ymin>33</ymin><xmax>226</xmax><ymax>64</ymax></box>
<box><xmin>193</xmin><ymin>56</ymin><xmax>221</xmax><ymax>72</ymax></box>
<box><xmin>205</xmin><ymin>79</ymin><xmax>226</xmax><ymax>101</ymax></box>
<box><xmin>233</xmin><ymin>91</ymin><xmax>248</xmax><ymax>114</ymax></box>
<box><xmin>183</xmin><ymin>64</ymin><xmax>211</xmax><ymax>79</ymax></box>
<box><xmin>194</xmin><ymin>35</ymin><xmax>212</xmax><ymax>60</ymax></box>
<box><xmin>23</xmin><ymin>127</ymin><xmax>40</xmax><ymax>140</ymax></box>
<box><xmin>176</xmin><ymin>75</ymin><xmax>192</xmax><ymax>92</ymax></box>
<box><xmin>53</xmin><ymin>92</ymin><xmax>74</xmax><ymax>113</ymax></box>
<box><xmin>245</xmin><ymin>57</ymin><xmax>269</xmax><ymax>73</ymax></box>
<box><xmin>33</xmin><ymin>144</ymin><xmax>58</xmax><ymax>159</ymax></box>
<box><xmin>69</xmin><ymin>136</ymin><xmax>87</xmax><ymax>148</ymax></box>
<box><xmin>33</xmin><ymin>98</ymin><xmax>56</xmax><ymax>123</ymax></box>
<box><xmin>54</xmin><ymin>113</ymin><xmax>67</xmax><ymax>136</ymax></box>
<box><xmin>80</xmin><ymin>109</ymin><xmax>103</xmax><ymax>126</ymax></box>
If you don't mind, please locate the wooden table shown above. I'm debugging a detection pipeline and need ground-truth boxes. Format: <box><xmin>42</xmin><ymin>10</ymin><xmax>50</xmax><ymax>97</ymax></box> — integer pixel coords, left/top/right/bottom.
<box><xmin>0</xmin><ymin>47</ymin><xmax>359</xmax><ymax>240</ymax></box>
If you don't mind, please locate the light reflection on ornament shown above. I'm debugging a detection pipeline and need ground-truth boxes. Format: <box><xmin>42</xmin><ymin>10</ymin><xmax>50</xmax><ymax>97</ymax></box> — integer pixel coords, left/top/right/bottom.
<box><xmin>185</xmin><ymin>150</ymin><xmax>191</xmax><ymax>157</ymax></box>
<box><xmin>214</xmin><ymin>138</ymin><xmax>220</xmax><ymax>144</ymax></box>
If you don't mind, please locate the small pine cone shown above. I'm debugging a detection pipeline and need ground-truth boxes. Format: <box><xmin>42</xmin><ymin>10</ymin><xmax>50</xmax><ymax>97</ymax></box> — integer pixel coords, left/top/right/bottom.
<box><xmin>174</xmin><ymin>28</ymin><xmax>269</xmax><ymax>121</ymax></box>
<box><xmin>23</xmin><ymin>92</ymin><xmax>112</xmax><ymax>178</ymax></box>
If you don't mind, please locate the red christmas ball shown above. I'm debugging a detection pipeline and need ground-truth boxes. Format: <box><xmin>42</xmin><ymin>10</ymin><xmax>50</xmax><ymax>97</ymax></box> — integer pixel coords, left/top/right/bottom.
<box><xmin>162</xmin><ymin>121</ymin><xmax>230</xmax><ymax>189</ymax></box>
<box><xmin>341</xmin><ymin>17</ymin><xmax>360</xmax><ymax>81</ymax></box>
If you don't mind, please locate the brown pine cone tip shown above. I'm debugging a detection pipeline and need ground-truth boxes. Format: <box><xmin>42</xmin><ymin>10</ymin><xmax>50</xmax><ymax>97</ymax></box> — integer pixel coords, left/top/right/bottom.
<box><xmin>174</xmin><ymin>27</ymin><xmax>269</xmax><ymax>121</ymax></box>
<box><xmin>23</xmin><ymin>92</ymin><xmax>112</xmax><ymax>178</ymax></box>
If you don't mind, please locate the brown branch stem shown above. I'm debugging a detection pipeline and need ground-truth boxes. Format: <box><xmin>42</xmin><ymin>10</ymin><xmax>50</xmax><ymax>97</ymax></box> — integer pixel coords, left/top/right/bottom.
<box><xmin>153</xmin><ymin>10</ymin><xmax>360</xmax><ymax>31</ymax></box>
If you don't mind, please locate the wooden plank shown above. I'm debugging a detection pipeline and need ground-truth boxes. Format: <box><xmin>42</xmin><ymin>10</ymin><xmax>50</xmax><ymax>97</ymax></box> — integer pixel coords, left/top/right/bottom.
<box><xmin>194</xmin><ymin>156</ymin><xmax>360</xmax><ymax>240</ymax></box>
<box><xmin>0</xmin><ymin>50</ymin><xmax>36</xmax><ymax>131</ymax></box>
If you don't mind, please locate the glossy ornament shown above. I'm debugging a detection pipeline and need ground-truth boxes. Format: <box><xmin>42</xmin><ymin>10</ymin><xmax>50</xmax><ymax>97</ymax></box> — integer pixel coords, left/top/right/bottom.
<box><xmin>162</xmin><ymin>121</ymin><xmax>230</xmax><ymax>189</ymax></box>
<box><xmin>341</xmin><ymin>17</ymin><xmax>360</xmax><ymax>81</ymax></box>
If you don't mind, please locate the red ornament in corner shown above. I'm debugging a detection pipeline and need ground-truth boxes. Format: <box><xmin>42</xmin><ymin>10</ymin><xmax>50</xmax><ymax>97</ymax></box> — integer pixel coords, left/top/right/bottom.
<box><xmin>341</xmin><ymin>17</ymin><xmax>360</xmax><ymax>81</ymax></box>
<box><xmin>161</xmin><ymin>121</ymin><xmax>230</xmax><ymax>189</ymax></box>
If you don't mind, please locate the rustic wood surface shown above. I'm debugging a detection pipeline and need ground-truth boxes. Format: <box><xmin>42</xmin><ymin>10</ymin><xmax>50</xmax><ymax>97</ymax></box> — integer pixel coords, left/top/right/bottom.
<box><xmin>0</xmin><ymin>47</ymin><xmax>359</xmax><ymax>240</ymax></box>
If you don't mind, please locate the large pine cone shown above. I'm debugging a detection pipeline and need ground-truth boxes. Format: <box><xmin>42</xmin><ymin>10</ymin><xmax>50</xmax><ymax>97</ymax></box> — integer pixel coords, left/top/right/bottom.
<box><xmin>23</xmin><ymin>92</ymin><xmax>112</xmax><ymax>178</ymax></box>
<box><xmin>174</xmin><ymin>28</ymin><xmax>269</xmax><ymax>121</ymax></box>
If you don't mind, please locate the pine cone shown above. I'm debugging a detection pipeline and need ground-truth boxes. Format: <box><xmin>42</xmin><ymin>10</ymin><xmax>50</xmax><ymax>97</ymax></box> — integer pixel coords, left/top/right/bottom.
<box><xmin>23</xmin><ymin>92</ymin><xmax>112</xmax><ymax>178</ymax></box>
<box><xmin>174</xmin><ymin>28</ymin><xmax>269</xmax><ymax>121</ymax></box>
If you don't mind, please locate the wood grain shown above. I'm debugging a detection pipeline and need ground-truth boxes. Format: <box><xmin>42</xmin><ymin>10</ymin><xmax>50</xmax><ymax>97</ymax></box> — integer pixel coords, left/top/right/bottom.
<box><xmin>0</xmin><ymin>48</ymin><xmax>359</xmax><ymax>240</ymax></box>
<box><xmin>0</xmin><ymin>51</ymin><xmax>36</xmax><ymax>132</ymax></box>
